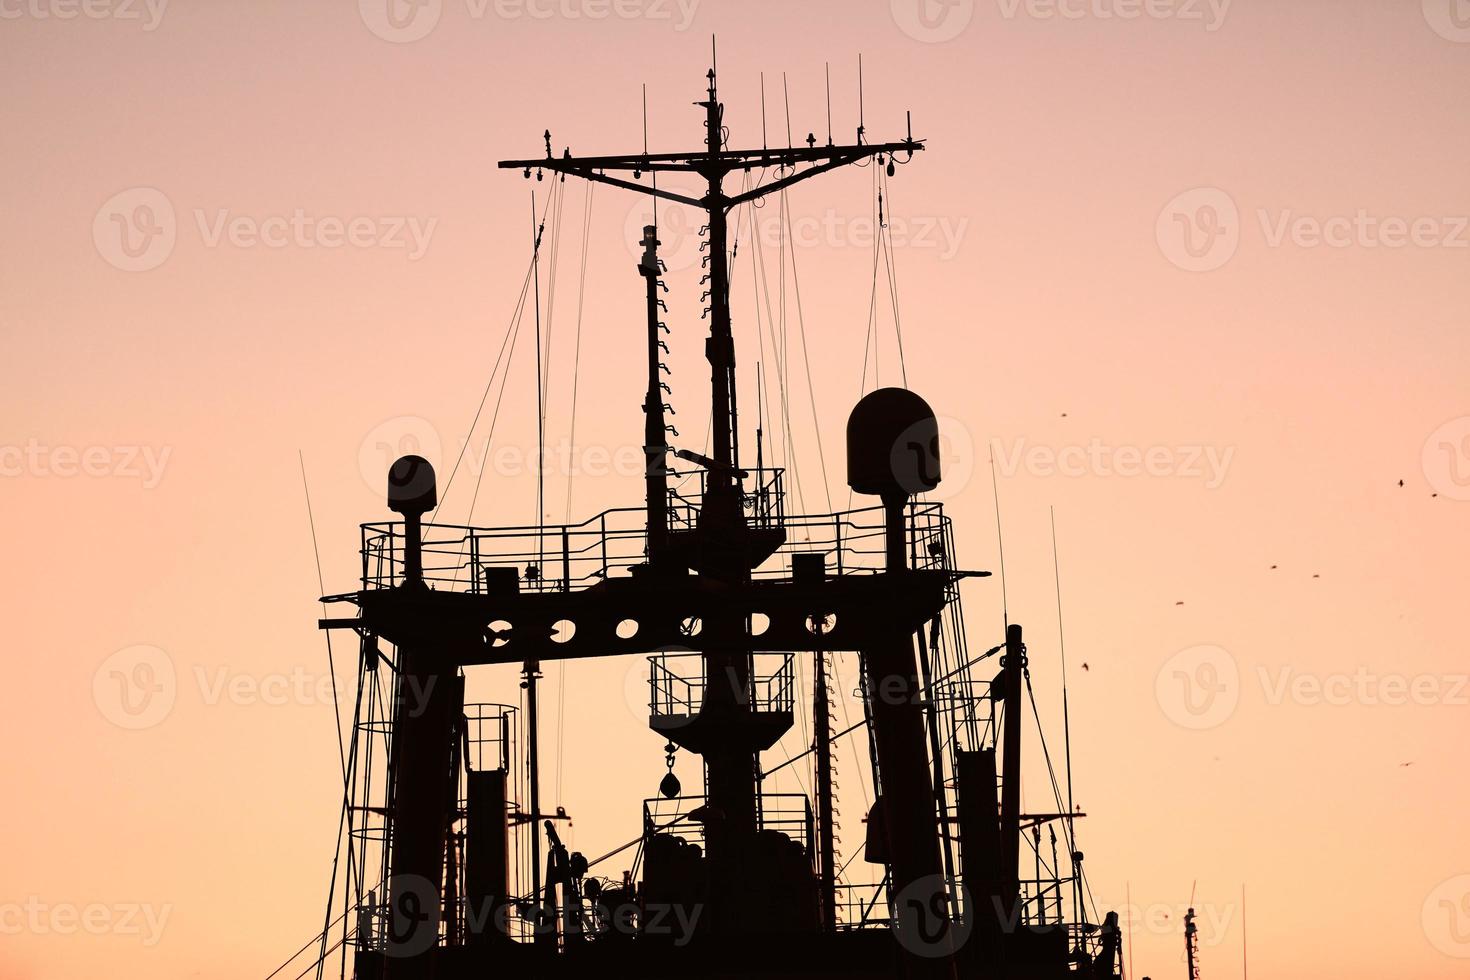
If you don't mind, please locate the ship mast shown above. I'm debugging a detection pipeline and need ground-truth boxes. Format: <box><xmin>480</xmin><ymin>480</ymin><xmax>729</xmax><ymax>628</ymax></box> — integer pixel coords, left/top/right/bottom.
<box><xmin>499</xmin><ymin>60</ymin><xmax>924</xmax><ymax>916</ymax></box>
<box><xmin>500</xmin><ymin>64</ymin><xmax>923</xmax><ymax>500</ymax></box>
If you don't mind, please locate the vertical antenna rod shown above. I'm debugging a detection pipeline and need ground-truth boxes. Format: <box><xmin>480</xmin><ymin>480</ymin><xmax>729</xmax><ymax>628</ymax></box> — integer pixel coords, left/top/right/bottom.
<box><xmin>641</xmin><ymin>225</ymin><xmax>671</xmax><ymax>563</ymax></box>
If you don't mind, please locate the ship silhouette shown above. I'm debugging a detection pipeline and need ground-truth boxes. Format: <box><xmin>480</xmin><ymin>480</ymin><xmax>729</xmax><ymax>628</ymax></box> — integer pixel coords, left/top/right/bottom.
<box><xmin>276</xmin><ymin>57</ymin><xmax>1125</xmax><ymax>980</ymax></box>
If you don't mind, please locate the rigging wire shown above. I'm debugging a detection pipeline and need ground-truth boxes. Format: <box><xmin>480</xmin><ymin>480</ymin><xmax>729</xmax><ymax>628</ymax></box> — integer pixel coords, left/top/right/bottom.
<box><xmin>1051</xmin><ymin>506</ymin><xmax>1082</xmax><ymax>925</ymax></box>
<box><xmin>781</xmin><ymin>188</ymin><xmax>834</xmax><ymax>512</ymax></box>
<box><xmin>555</xmin><ymin>182</ymin><xmax>594</xmax><ymax>806</ymax></box>
<box><xmin>429</xmin><ymin>190</ymin><xmax>556</xmax><ymax>524</ymax></box>
<box><xmin>297</xmin><ymin>451</ymin><xmax>353</xmax><ymax>980</ymax></box>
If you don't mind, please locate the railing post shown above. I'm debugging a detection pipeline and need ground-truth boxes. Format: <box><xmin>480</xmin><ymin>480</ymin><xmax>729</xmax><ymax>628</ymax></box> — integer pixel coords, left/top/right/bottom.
<box><xmin>562</xmin><ymin>527</ymin><xmax>571</xmax><ymax>591</ymax></box>
<box><xmin>600</xmin><ymin>513</ymin><xmax>609</xmax><ymax>579</ymax></box>
<box><xmin>388</xmin><ymin>526</ymin><xmax>397</xmax><ymax>586</ymax></box>
<box><xmin>471</xmin><ymin>533</ymin><xmax>480</xmax><ymax>594</ymax></box>
<box><xmin>834</xmin><ymin>516</ymin><xmax>843</xmax><ymax>575</ymax></box>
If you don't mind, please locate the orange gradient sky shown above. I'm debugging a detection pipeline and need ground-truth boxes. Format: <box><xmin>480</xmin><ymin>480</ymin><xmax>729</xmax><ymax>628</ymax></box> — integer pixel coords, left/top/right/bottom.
<box><xmin>3</xmin><ymin>1</ymin><xmax>1469</xmax><ymax>978</ymax></box>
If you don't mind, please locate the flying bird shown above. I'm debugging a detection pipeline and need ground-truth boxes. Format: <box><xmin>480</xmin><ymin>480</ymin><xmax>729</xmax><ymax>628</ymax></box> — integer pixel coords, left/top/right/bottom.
<box><xmin>1081</xmin><ymin>662</ymin><xmax>1090</xmax><ymax>672</ymax></box>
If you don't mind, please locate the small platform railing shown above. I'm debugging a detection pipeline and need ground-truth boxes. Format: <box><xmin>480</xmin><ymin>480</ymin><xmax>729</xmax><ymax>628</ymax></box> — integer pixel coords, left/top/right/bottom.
<box><xmin>358</xmin><ymin>487</ymin><xmax>952</xmax><ymax>593</ymax></box>
<box><xmin>647</xmin><ymin>652</ymin><xmax>795</xmax><ymax>721</ymax></box>
<box><xmin>642</xmin><ymin>792</ymin><xmax>814</xmax><ymax>857</ymax></box>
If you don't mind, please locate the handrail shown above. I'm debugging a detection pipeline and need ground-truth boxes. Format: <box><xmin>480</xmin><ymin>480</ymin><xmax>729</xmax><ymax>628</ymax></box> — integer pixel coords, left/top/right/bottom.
<box><xmin>356</xmin><ymin>495</ymin><xmax>953</xmax><ymax>593</ymax></box>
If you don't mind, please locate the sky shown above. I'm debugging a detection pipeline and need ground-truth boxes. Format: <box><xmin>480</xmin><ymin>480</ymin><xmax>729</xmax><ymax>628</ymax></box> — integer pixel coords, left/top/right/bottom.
<box><xmin>2</xmin><ymin>0</ymin><xmax>1469</xmax><ymax>977</ymax></box>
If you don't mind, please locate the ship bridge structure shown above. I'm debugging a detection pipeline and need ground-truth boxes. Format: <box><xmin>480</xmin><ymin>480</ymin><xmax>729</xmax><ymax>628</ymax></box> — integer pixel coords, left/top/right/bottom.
<box><xmin>287</xmin><ymin>60</ymin><xmax>1123</xmax><ymax>980</ymax></box>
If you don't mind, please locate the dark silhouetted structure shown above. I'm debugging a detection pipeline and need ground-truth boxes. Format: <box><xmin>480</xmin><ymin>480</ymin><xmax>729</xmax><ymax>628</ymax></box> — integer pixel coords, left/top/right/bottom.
<box><xmin>299</xmin><ymin>61</ymin><xmax>1123</xmax><ymax>980</ymax></box>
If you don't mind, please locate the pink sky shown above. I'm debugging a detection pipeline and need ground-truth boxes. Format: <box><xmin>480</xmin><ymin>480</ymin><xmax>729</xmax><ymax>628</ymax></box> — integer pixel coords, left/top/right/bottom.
<box><xmin>3</xmin><ymin>1</ymin><xmax>1469</xmax><ymax>977</ymax></box>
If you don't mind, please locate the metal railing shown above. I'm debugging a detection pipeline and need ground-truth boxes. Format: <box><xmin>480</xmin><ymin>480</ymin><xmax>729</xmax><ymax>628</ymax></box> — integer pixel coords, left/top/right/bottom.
<box><xmin>834</xmin><ymin>881</ymin><xmax>892</xmax><ymax>929</ymax></box>
<box><xmin>358</xmin><ymin>490</ymin><xmax>952</xmax><ymax>593</ymax></box>
<box><xmin>647</xmin><ymin>652</ymin><xmax>795</xmax><ymax>720</ymax></box>
<box><xmin>642</xmin><ymin>792</ymin><xmax>814</xmax><ymax>857</ymax></box>
<box><xmin>666</xmin><ymin>465</ymin><xmax>786</xmax><ymax>531</ymax></box>
<box><xmin>463</xmin><ymin>702</ymin><xmax>516</xmax><ymax>774</ymax></box>
<box><xmin>1017</xmin><ymin>877</ymin><xmax>1068</xmax><ymax>927</ymax></box>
